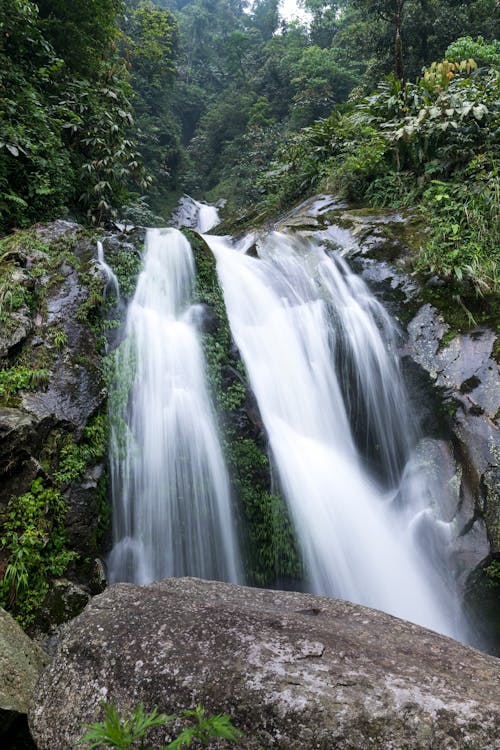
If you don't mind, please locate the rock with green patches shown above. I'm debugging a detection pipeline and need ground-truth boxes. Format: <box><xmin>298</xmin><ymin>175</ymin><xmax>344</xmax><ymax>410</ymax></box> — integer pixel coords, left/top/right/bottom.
<box><xmin>0</xmin><ymin>607</ymin><xmax>49</xmax><ymax>735</ymax></box>
<box><xmin>185</xmin><ymin>229</ymin><xmax>303</xmax><ymax>586</ymax></box>
<box><xmin>0</xmin><ymin>221</ymin><xmax>142</xmax><ymax>631</ymax></box>
<box><xmin>29</xmin><ymin>578</ymin><xmax>500</xmax><ymax>750</ymax></box>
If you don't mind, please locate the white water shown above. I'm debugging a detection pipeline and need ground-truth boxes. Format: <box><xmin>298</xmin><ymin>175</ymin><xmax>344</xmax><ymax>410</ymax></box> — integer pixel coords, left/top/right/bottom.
<box><xmin>97</xmin><ymin>240</ymin><xmax>120</xmax><ymax>299</ymax></box>
<box><xmin>207</xmin><ymin>230</ymin><xmax>460</xmax><ymax>638</ymax></box>
<box><xmin>108</xmin><ymin>228</ymin><xmax>240</xmax><ymax>584</ymax></box>
<box><xmin>172</xmin><ymin>195</ymin><xmax>220</xmax><ymax>233</ymax></box>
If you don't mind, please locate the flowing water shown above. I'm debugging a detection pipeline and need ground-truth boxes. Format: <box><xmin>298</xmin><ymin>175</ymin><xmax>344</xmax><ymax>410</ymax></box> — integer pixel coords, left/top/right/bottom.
<box><xmin>171</xmin><ymin>195</ymin><xmax>220</xmax><ymax>233</ymax></box>
<box><xmin>97</xmin><ymin>240</ymin><xmax>120</xmax><ymax>300</ymax></box>
<box><xmin>107</xmin><ymin>227</ymin><xmax>240</xmax><ymax>584</ymax></box>
<box><xmin>106</xmin><ymin>198</ymin><xmax>461</xmax><ymax>639</ymax></box>
<box><xmin>205</xmin><ymin>230</ymin><xmax>461</xmax><ymax>638</ymax></box>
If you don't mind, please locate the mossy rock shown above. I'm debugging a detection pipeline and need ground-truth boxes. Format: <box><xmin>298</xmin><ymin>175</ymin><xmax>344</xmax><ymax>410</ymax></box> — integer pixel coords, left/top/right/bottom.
<box><xmin>182</xmin><ymin>229</ymin><xmax>303</xmax><ymax>586</ymax></box>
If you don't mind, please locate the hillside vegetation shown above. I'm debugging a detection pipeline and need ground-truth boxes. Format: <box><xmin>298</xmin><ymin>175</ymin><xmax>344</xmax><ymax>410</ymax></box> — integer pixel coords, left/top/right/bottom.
<box><xmin>1</xmin><ymin>0</ymin><xmax>499</xmax><ymax>295</ymax></box>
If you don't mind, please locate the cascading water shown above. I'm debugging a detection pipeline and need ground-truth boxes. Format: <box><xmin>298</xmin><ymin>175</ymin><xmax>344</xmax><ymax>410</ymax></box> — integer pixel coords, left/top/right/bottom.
<box><xmin>107</xmin><ymin>227</ymin><xmax>240</xmax><ymax>585</ymax></box>
<box><xmin>172</xmin><ymin>195</ymin><xmax>220</xmax><ymax>233</ymax></box>
<box><xmin>206</xmin><ymin>230</ymin><xmax>462</xmax><ymax>639</ymax></box>
<box><xmin>97</xmin><ymin>240</ymin><xmax>120</xmax><ymax>300</ymax></box>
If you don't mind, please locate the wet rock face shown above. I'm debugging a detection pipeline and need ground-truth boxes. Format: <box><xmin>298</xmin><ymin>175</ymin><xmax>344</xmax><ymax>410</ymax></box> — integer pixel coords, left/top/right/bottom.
<box><xmin>0</xmin><ymin>221</ymin><xmax>138</xmax><ymax>630</ymax></box>
<box><xmin>29</xmin><ymin>578</ymin><xmax>500</xmax><ymax>750</ymax></box>
<box><xmin>0</xmin><ymin>222</ymin><xmax>103</xmax><ymax>509</ymax></box>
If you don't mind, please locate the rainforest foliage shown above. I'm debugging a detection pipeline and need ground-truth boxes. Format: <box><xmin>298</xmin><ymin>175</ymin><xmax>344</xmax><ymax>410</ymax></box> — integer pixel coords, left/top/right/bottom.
<box><xmin>0</xmin><ymin>0</ymin><xmax>498</xmax><ymax>289</ymax></box>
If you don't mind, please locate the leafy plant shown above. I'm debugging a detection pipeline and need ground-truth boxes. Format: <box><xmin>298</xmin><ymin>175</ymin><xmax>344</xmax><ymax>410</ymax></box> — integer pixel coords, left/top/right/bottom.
<box><xmin>81</xmin><ymin>702</ymin><xmax>242</xmax><ymax>750</ymax></box>
<box><xmin>0</xmin><ymin>367</ymin><xmax>49</xmax><ymax>399</ymax></box>
<box><xmin>0</xmin><ymin>478</ymin><xmax>77</xmax><ymax>625</ymax></box>
<box><xmin>53</xmin><ymin>327</ymin><xmax>68</xmax><ymax>351</ymax></box>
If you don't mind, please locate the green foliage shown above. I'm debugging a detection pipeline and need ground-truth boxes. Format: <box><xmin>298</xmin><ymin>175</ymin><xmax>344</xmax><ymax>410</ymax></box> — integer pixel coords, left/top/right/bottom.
<box><xmin>0</xmin><ymin>367</ymin><xmax>49</xmax><ymax>400</ymax></box>
<box><xmin>0</xmin><ymin>414</ymin><xmax>108</xmax><ymax>626</ymax></box>
<box><xmin>485</xmin><ymin>560</ymin><xmax>500</xmax><ymax>588</ymax></box>
<box><xmin>104</xmin><ymin>243</ymin><xmax>143</xmax><ymax>298</ymax></box>
<box><xmin>257</xmin><ymin>49</ymin><xmax>499</xmax><ymax>294</ymax></box>
<box><xmin>0</xmin><ymin>478</ymin><xmax>77</xmax><ymax>626</ymax></box>
<box><xmin>82</xmin><ymin>703</ymin><xmax>173</xmax><ymax>749</ymax></box>
<box><xmin>168</xmin><ymin>705</ymin><xmax>242</xmax><ymax>749</ymax></box>
<box><xmin>0</xmin><ymin>0</ymin><xmax>169</xmax><ymax>231</ymax></box>
<box><xmin>446</xmin><ymin>36</ymin><xmax>500</xmax><ymax>67</ymax></box>
<box><xmin>104</xmin><ymin>341</ymin><xmax>137</xmax><ymax>460</ymax></box>
<box><xmin>230</xmin><ymin>438</ymin><xmax>303</xmax><ymax>586</ymax></box>
<box><xmin>122</xmin><ymin>2</ymin><xmax>183</xmax><ymax>208</ymax></box>
<box><xmin>418</xmin><ymin>166</ymin><xmax>499</xmax><ymax>294</ymax></box>
<box><xmin>53</xmin><ymin>327</ymin><xmax>68</xmax><ymax>351</ymax></box>
<box><xmin>81</xmin><ymin>702</ymin><xmax>242</xmax><ymax>750</ymax></box>
<box><xmin>54</xmin><ymin>415</ymin><xmax>108</xmax><ymax>486</ymax></box>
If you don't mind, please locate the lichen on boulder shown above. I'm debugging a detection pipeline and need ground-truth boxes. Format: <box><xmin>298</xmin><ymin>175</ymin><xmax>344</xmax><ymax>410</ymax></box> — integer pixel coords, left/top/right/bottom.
<box><xmin>29</xmin><ymin>578</ymin><xmax>500</xmax><ymax>750</ymax></box>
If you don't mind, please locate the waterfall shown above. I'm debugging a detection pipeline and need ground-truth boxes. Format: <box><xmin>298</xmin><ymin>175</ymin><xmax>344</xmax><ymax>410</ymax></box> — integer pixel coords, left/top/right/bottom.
<box><xmin>206</xmin><ymin>230</ymin><xmax>461</xmax><ymax>639</ymax></box>
<box><xmin>97</xmin><ymin>240</ymin><xmax>120</xmax><ymax>299</ymax></box>
<box><xmin>171</xmin><ymin>195</ymin><xmax>220</xmax><ymax>233</ymax></box>
<box><xmin>107</xmin><ymin>228</ymin><xmax>240</xmax><ymax>585</ymax></box>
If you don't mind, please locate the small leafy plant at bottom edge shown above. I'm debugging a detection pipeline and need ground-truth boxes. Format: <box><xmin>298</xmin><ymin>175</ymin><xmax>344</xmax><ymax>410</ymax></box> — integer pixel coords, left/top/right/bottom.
<box><xmin>80</xmin><ymin>702</ymin><xmax>243</xmax><ymax>749</ymax></box>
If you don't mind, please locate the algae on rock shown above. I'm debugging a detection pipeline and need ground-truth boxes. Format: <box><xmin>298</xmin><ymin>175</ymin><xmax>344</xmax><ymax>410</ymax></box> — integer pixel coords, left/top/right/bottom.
<box><xmin>185</xmin><ymin>229</ymin><xmax>303</xmax><ymax>587</ymax></box>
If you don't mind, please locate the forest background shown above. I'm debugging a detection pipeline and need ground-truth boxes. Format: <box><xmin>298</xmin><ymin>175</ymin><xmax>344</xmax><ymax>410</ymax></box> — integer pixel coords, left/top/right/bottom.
<box><xmin>0</xmin><ymin>0</ymin><xmax>498</xmax><ymax>296</ymax></box>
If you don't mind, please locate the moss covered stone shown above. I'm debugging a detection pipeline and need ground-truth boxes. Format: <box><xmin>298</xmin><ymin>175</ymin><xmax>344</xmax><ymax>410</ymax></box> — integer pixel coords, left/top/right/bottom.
<box><xmin>184</xmin><ymin>229</ymin><xmax>303</xmax><ymax>586</ymax></box>
<box><xmin>0</xmin><ymin>221</ymin><xmax>143</xmax><ymax>631</ymax></box>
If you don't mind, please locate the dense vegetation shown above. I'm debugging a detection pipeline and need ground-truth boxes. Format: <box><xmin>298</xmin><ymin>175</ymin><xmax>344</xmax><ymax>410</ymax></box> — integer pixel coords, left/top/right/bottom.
<box><xmin>1</xmin><ymin>0</ymin><xmax>498</xmax><ymax>293</ymax></box>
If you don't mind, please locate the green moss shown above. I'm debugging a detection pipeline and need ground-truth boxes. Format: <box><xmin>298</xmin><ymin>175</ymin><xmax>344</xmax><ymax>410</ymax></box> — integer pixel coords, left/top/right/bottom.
<box><xmin>231</xmin><ymin>438</ymin><xmax>303</xmax><ymax>585</ymax></box>
<box><xmin>93</xmin><ymin>472</ymin><xmax>111</xmax><ymax>547</ymax></box>
<box><xmin>104</xmin><ymin>242</ymin><xmax>143</xmax><ymax>298</ymax></box>
<box><xmin>187</xmin><ymin>229</ymin><xmax>303</xmax><ymax>585</ymax></box>
<box><xmin>103</xmin><ymin>341</ymin><xmax>137</xmax><ymax>460</ymax></box>
<box><xmin>0</xmin><ymin>229</ymin><xmax>51</xmax><ymax>258</ymax></box>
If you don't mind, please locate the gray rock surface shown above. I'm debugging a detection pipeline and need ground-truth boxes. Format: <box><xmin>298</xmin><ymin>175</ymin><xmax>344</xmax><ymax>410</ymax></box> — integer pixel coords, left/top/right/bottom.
<box><xmin>0</xmin><ymin>607</ymin><xmax>49</xmax><ymax>734</ymax></box>
<box><xmin>30</xmin><ymin>578</ymin><xmax>500</xmax><ymax>750</ymax></box>
<box><xmin>0</xmin><ymin>221</ymin><xmax>131</xmax><ymax>634</ymax></box>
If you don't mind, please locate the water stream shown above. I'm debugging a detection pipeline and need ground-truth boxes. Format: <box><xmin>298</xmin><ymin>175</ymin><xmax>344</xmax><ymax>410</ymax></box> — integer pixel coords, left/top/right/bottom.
<box><xmin>205</xmin><ymin>230</ymin><xmax>461</xmax><ymax>638</ymax></box>
<box><xmin>106</xmin><ymin>196</ymin><xmax>463</xmax><ymax>640</ymax></box>
<box><xmin>107</xmin><ymin>227</ymin><xmax>240</xmax><ymax>584</ymax></box>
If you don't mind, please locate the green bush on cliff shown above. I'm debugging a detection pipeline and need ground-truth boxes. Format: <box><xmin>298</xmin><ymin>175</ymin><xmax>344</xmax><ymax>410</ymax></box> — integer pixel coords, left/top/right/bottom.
<box><xmin>0</xmin><ymin>478</ymin><xmax>77</xmax><ymax>627</ymax></box>
<box><xmin>257</xmin><ymin>41</ymin><xmax>499</xmax><ymax>296</ymax></box>
<box><xmin>0</xmin><ymin>414</ymin><xmax>108</xmax><ymax>627</ymax></box>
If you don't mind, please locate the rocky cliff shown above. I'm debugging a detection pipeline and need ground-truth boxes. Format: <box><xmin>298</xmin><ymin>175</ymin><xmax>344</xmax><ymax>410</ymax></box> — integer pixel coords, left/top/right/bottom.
<box><xmin>0</xmin><ymin>221</ymin><xmax>141</xmax><ymax>632</ymax></box>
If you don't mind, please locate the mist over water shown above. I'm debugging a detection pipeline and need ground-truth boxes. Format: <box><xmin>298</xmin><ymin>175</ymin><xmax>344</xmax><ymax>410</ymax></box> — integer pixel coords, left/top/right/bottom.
<box><xmin>206</xmin><ymin>230</ymin><xmax>463</xmax><ymax>639</ymax></box>
<box><xmin>108</xmin><ymin>227</ymin><xmax>240</xmax><ymax>584</ymax></box>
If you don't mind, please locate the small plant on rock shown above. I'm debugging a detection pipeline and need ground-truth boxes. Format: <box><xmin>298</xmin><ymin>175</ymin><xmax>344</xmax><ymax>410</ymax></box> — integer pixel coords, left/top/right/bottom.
<box><xmin>81</xmin><ymin>702</ymin><xmax>242</xmax><ymax>750</ymax></box>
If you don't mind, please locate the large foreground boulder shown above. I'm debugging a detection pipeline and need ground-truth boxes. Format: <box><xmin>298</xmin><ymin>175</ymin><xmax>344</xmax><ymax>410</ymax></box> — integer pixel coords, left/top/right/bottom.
<box><xmin>29</xmin><ymin>578</ymin><xmax>500</xmax><ymax>750</ymax></box>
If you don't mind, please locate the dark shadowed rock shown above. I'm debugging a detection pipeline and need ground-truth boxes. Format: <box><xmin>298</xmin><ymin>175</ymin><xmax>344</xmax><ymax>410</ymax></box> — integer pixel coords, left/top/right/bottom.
<box><xmin>29</xmin><ymin>578</ymin><xmax>500</xmax><ymax>750</ymax></box>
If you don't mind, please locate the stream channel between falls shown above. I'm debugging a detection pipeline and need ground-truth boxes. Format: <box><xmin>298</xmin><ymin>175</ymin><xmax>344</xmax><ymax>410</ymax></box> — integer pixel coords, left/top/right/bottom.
<box><xmin>103</xmin><ymin>195</ymin><xmax>498</xmax><ymax>651</ymax></box>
